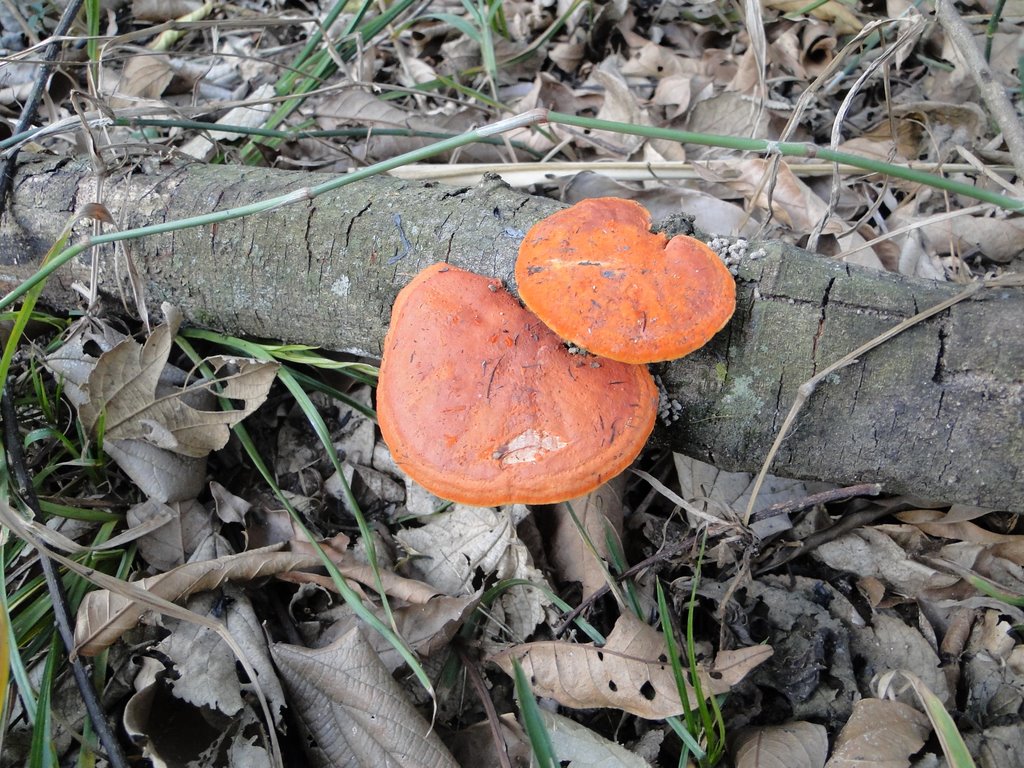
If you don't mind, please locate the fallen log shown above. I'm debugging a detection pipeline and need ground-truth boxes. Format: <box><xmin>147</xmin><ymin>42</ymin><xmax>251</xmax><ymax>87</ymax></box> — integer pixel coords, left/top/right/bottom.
<box><xmin>3</xmin><ymin>155</ymin><xmax>1022</xmax><ymax>511</ymax></box>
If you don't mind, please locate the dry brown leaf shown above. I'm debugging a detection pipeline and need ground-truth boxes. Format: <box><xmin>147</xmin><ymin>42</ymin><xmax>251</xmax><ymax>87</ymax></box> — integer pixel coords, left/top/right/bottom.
<box><xmin>395</xmin><ymin>505</ymin><xmax>553</xmax><ymax>643</ymax></box>
<box><xmin>674</xmin><ymin>452</ymin><xmax>811</xmax><ymax>534</ymax></box>
<box><xmin>317</xmin><ymin>593</ymin><xmax>479</xmax><ymax>672</ymax></box>
<box><xmin>732</xmin><ymin>721</ymin><xmax>828</xmax><ymax>768</ymax></box>
<box><xmin>79</xmin><ymin>309</ymin><xmax>277</xmax><ymax>458</ymax></box>
<box><xmin>849</xmin><ymin>613</ymin><xmax>951</xmax><ymax>706</ymax></box>
<box><xmin>119</xmin><ymin>53</ymin><xmax>174</xmax><ymax>100</ymax></box>
<box><xmin>587</xmin><ymin>62</ymin><xmax>648</xmax><ymax>156</ymax></box>
<box><xmin>448</xmin><ymin>714</ymin><xmax>532</xmax><ymax>768</ymax></box>
<box><xmin>132</xmin><ymin>0</ymin><xmax>204</xmax><ymax>21</ymax></box>
<box><xmin>547</xmin><ymin>477</ymin><xmax>625</xmax><ymax>598</ymax></box>
<box><xmin>75</xmin><ymin>542</ymin><xmax>324</xmax><ymax>655</ymax></box>
<box><xmin>489</xmin><ymin>611</ymin><xmax>772</xmax><ymax>719</ymax></box>
<box><xmin>814</xmin><ymin>527</ymin><xmax>958</xmax><ymax>597</ymax></box>
<box><xmin>126</xmin><ymin>497</ymin><xmax>214</xmax><ymax>570</ymax></box>
<box><xmin>764</xmin><ymin>0</ymin><xmax>863</xmax><ymax>34</ymax></box>
<box><xmin>157</xmin><ymin>586</ymin><xmax>287</xmax><ymax>726</ymax></box>
<box><xmin>271</xmin><ymin>627</ymin><xmax>458</xmax><ymax>768</ymax></box>
<box><xmin>210</xmin><ymin>480</ymin><xmax>252</xmax><ymax>524</ymax></box>
<box><xmin>914</xmin><ymin>212</ymin><xmax>1024</xmax><ymax>264</ymax></box>
<box><xmin>277</xmin><ymin>562</ymin><xmax>440</xmax><ymax>605</ymax></box>
<box><xmin>540</xmin><ymin>709</ymin><xmax>653</xmax><ymax>766</ymax></box>
<box><xmin>824</xmin><ymin>698</ymin><xmax>930</xmax><ymax>768</ymax></box>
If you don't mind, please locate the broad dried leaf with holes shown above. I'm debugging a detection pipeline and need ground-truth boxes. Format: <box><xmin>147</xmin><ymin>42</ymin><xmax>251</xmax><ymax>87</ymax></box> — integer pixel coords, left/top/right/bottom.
<box><xmin>732</xmin><ymin>722</ymin><xmax>828</xmax><ymax>768</ymax></box>
<box><xmin>271</xmin><ymin>628</ymin><xmax>458</xmax><ymax>768</ymax></box>
<box><xmin>489</xmin><ymin>611</ymin><xmax>772</xmax><ymax>719</ymax></box>
<box><xmin>78</xmin><ymin>307</ymin><xmax>277</xmax><ymax>457</ymax></box>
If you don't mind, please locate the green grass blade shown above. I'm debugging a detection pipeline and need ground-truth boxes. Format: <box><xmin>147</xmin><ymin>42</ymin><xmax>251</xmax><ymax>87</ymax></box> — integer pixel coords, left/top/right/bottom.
<box><xmin>29</xmin><ymin>637</ymin><xmax>60</xmax><ymax>767</ymax></box>
<box><xmin>512</xmin><ymin>658</ymin><xmax>559</xmax><ymax>768</ymax></box>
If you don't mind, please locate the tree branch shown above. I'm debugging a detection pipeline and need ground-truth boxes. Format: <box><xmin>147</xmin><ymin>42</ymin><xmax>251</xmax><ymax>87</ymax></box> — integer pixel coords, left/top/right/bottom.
<box><xmin>3</xmin><ymin>156</ymin><xmax>1022</xmax><ymax>511</ymax></box>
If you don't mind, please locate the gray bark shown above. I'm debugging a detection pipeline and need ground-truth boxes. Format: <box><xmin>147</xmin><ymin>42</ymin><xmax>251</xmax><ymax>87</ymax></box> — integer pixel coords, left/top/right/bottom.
<box><xmin>3</xmin><ymin>155</ymin><xmax>1022</xmax><ymax>511</ymax></box>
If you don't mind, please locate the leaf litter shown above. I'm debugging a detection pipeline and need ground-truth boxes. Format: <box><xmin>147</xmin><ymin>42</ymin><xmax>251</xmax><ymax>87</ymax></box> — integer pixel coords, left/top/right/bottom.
<box><xmin>2</xmin><ymin>1</ymin><xmax>1023</xmax><ymax>766</ymax></box>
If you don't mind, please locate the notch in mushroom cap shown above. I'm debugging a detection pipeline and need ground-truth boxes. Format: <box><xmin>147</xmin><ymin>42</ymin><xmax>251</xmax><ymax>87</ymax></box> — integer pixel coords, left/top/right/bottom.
<box><xmin>515</xmin><ymin>197</ymin><xmax>736</xmax><ymax>364</ymax></box>
<box><xmin>377</xmin><ymin>263</ymin><xmax>658</xmax><ymax>507</ymax></box>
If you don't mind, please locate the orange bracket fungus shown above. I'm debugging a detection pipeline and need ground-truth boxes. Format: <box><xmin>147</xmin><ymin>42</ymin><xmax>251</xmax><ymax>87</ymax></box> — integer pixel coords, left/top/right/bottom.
<box><xmin>515</xmin><ymin>197</ymin><xmax>737</xmax><ymax>364</ymax></box>
<box><xmin>377</xmin><ymin>263</ymin><xmax>658</xmax><ymax>506</ymax></box>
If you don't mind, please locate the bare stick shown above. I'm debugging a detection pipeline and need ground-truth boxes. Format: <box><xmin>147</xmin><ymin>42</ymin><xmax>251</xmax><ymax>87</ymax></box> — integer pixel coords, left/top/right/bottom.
<box><xmin>934</xmin><ymin>0</ymin><xmax>1024</xmax><ymax>180</ymax></box>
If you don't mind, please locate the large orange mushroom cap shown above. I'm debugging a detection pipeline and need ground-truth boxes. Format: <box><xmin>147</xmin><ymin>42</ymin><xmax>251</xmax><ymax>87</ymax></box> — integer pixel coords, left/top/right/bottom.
<box><xmin>377</xmin><ymin>263</ymin><xmax>658</xmax><ymax>506</ymax></box>
<box><xmin>515</xmin><ymin>197</ymin><xmax>737</xmax><ymax>364</ymax></box>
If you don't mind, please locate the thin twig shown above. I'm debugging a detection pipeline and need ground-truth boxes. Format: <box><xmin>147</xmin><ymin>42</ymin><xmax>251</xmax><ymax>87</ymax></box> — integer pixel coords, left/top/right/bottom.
<box><xmin>934</xmin><ymin>0</ymin><xmax>1024</xmax><ymax>180</ymax></box>
<box><xmin>456</xmin><ymin>647</ymin><xmax>515</xmax><ymax>768</ymax></box>
<box><xmin>750</xmin><ymin>483</ymin><xmax>883</xmax><ymax>522</ymax></box>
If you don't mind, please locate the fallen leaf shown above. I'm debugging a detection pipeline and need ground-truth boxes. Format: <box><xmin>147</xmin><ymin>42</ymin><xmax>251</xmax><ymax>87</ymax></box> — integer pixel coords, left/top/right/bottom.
<box><xmin>732</xmin><ymin>721</ymin><xmax>828</xmax><ymax>768</ymax></box>
<box><xmin>119</xmin><ymin>53</ymin><xmax>174</xmax><ymax>100</ymax></box>
<box><xmin>127</xmin><ymin>497</ymin><xmax>214</xmax><ymax>570</ymax></box>
<box><xmin>396</xmin><ymin>504</ymin><xmax>553</xmax><ymax>643</ymax></box>
<box><xmin>825</xmin><ymin>698</ymin><xmax>930</xmax><ymax>768</ymax></box>
<box><xmin>315</xmin><ymin>593</ymin><xmax>479</xmax><ymax>672</ymax></box>
<box><xmin>271</xmin><ymin>627</ymin><xmax>458</xmax><ymax>767</ymax></box>
<box><xmin>79</xmin><ymin>309</ymin><xmax>277</xmax><ymax>458</ymax></box>
<box><xmin>158</xmin><ymin>586</ymin><xmax>286</xmax><ymax>726</ymax></box>
<box><xmin>489</xmin><ymin>611</ymin><xmax>771</xmax><ymax>719</ymax></box>
<box><xmin>448</xmin><ymin>714</ymin><xmax>532</xmax><ymax>768</ymax></box>
<box><xmin>75</xmin><ymin>542</ymin><xmax>326</xmax><ymax>655</ymax></box>
<box><xmin>849</xmin><ymin>613</ymin><xmax>951</xmax><ymax>706</ymax></box>
<box><xmin>547</xmin><ymin>477</ymin><xmax>625</xmax><ymax>598</ymax></box>
<box><xmin>540</xmin><ymin>708</ymin><xmax>653</xmax><ymax>767</ymax></box>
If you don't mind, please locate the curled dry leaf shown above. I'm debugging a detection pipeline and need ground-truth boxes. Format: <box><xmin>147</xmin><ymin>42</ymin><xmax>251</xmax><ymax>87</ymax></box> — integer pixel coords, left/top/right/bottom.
<box><xmin>46</xmin><ymin>308</ymin><xmax>276</xmax><ymax>502</ymax></box>
<box><xmin>824</xmin><ymin>698</ymin><xmax>930</xmax><ymax>768</ymax></box>
<box><xmin>489</xmin><ymin>612</ymin><xmax>772</xmax><ymax>719</ymax></box>
<box><xmin>78</xmin><ymin>313</ymin><xmax>277</xmax><ymax>458</ymax></box>
<box><xmin>271</xmin><ymin>627</ymin><xmax>458</xmax><ymax>768</ymax></box>
<box><xmin>75</xmin><ymin>543</ymin><xmax>326</xmax><ymax>655</ymax></box>
<box><xmin>732</xmin><ymin>721</ymin><xmax>829</xmax><ymax>768</ymax></box>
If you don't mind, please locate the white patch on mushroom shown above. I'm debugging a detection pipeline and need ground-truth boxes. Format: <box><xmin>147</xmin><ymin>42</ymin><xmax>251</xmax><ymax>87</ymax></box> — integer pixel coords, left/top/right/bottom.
<box><xmin>496</xmin><ymin>429</ymin><xmax>567</xmax><ymax>466</ymax></box>
<box><xmin>330</xmin><ymin>275</ymin><xmax>351</xmax><ymax>298</ymax></box>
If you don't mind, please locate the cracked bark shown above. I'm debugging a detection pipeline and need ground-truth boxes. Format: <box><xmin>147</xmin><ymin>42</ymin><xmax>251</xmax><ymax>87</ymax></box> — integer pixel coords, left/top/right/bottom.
<box><xmin>3</xmin><ymin>155</ymin><xmax>1022</xmax><ymax>511</ymax></box>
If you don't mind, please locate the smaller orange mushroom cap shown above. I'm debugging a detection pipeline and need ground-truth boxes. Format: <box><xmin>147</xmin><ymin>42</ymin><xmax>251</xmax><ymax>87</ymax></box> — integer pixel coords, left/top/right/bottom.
<box><xmin>377</xmin><ymin>263</ymin><xmax>658</xmax><ymax>506</ymax></box>
<box><xmin>515</xmin><ymin>197</ymin><xmax>737</xmax><ymax>364</ymax></box>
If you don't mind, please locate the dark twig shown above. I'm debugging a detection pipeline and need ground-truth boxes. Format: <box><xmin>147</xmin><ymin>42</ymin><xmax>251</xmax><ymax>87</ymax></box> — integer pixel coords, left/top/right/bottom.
<box><xmin>554</xmin><ymin>533</ymin><xmax>699</xmax><ymax>637</ymax></box>
<box><xmin>1</xmin><ymin>389</ymin><xmax>129</xmax><ymax>768</ymax></box>
<box><xmin>455</xmin><ymin>646</ymin><xmax>514</xmax><ymax>768</ymax></box>
<box><xmin>753</xmin><ymin>504</ymin><xmax>895</xmax><ymax>575</ymax></box>
<box><xmin>935</xmin><ymin>0</ymin><xmax>1024</xmax><ymax>179</ymax></box>
<box><xmin>750</xmin><ymin>483</ymin><xmax>883</xmax><ymax>522</ymax></box>
<box><xmin>0</xmin><ymin>0</ymin><xmax>86</xmax><ymax>211</ymax></box>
